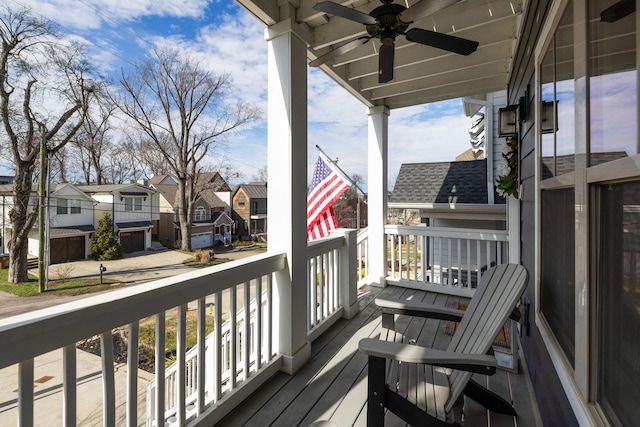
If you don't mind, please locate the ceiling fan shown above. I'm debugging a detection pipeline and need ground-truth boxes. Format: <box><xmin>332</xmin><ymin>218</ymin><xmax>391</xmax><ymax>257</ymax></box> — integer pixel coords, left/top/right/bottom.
<box><xmin>309</xmin><ymin>0</ymin><xmax>479</xmax><ymax>83</ymax></box>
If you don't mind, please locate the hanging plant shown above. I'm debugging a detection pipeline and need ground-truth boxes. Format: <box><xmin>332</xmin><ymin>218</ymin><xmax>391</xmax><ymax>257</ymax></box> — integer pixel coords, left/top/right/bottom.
<box><xmin>496</xmin><ymin>136</ymin><xmax>519</xmax><ymax>199</ymax></box>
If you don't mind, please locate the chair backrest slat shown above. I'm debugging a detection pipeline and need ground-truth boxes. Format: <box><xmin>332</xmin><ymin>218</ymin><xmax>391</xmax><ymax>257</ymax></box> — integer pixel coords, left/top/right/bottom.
<box><xmin>445</xmin><ymin>264</ymin><xmax>528</xmax><ymax>411</ymax></box>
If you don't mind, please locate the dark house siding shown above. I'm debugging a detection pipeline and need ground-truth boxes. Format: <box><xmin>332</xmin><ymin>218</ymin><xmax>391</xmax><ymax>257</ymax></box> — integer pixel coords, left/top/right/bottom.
<box><xmin>508</xmin><ymin>1</ymin><xmax>578</xmax><ymax>425</ymax></box>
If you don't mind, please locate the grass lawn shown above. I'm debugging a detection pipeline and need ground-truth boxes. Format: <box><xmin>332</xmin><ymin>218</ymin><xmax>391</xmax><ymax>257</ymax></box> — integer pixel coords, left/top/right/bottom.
<box><xmin>139</xmin><ymin>309</ymin><xmax>216</xmax><ymax>367</ymax></box>
<box><xmin>0</xmin><ymin>269</ymin><xmax>123</xmax><ymax>297</ymax></box>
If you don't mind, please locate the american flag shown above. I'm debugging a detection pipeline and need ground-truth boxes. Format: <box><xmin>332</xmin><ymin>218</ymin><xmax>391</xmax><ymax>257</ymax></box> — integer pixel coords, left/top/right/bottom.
<box><xmin>307</xmin><ymin>152</ymin><xmax>351</xmax><ymax>241</ymax></box>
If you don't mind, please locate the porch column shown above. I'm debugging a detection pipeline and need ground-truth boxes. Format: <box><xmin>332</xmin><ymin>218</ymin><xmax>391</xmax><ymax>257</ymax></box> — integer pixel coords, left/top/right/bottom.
<box><xmin>367</xmin><ymin>105</ymin><xmax>389</xmax><ymax>287</ymax></box>
<box><xmin>265</xmin><ymin>18</ymin><xmax>311</xmax><ymax>375</ymax></box>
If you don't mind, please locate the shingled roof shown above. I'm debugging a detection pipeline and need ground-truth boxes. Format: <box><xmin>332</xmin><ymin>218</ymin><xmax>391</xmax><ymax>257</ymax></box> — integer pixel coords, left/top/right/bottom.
<box><xmin>391</xmin><ymin>160</ymin><xmax>488</xmax><ymax>205</ymax></box>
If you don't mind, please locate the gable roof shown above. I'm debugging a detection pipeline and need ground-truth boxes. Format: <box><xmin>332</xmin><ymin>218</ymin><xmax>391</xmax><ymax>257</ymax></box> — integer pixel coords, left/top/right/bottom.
<box><xmin>149</xmin><ymin>174</ymin><xmax>177</xmax><ymax>185</ymax></box>
<box><xmin>234</xmin><ymin>182</ymin><xmax>267</xmax><ymax>199</ymax></box>
<box><xmin>391</xmin><ymin>160</ymin><xmax>489</xmax><ymax>205</ymax></box>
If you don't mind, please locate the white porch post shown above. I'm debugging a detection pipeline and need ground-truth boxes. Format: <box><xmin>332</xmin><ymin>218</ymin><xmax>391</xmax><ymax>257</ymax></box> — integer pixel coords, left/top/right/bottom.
<box><xmin>367</xmin><ymin>106</ymin><xmax>389</xmax><ymax>287</ymax></box>
<box><xmin>265</xmin><ymin>18</ymin><xmax>311</xmax><ymax>375</ymax></box>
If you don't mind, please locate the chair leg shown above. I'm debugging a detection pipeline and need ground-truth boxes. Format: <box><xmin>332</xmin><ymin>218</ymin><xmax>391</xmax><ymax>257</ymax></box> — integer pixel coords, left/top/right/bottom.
<box><xmin>464</xmin><ymin>379</ymin><xmax>517</xmax><ymax>416</ymax></box>
<box><xmin>367</xmin><ymin>356</ymin><xmax>386</xmax><ymax>427</ymax></box>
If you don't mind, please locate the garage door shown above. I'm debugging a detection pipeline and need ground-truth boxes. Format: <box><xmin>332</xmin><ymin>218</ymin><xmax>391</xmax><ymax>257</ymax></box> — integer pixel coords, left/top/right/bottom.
<box><xmin>50</xmin><ymin>236</ymin><xmax>85</xmax><ymax>264</ymax></box>
<box><xmin>120</xmin><ymin>231</ymin><xmax>145</xmax><ymax>253</ymax></box>
<box><xmin>191</xmin><ymin>232</ymin><xmax>213</xmax><ymax>250</ymax></box>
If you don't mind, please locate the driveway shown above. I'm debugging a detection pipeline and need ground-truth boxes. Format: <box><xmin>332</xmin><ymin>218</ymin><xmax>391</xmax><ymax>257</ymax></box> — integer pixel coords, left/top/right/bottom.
<box><xmin>0</xmin><ymin>247</ymin><xmax>261</xmax><ymax>319</ymax></box>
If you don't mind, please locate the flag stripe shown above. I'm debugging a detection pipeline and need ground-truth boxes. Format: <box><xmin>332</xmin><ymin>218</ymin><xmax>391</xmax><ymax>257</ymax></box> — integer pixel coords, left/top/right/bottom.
<box><xmin>306</xmin><ymin>153</ymin><xmax>350</xmax><ymax>241</ymax></box>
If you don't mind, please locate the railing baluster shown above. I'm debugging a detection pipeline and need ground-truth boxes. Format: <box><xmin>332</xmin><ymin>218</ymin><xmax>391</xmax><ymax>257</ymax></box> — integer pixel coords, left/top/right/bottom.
<box><xmin>214</xmin><ymin>291</ymin><xmax>222</xmax><ymax>402</ymax></box>
<box><xmin>256</xmin><ymin>276</ymin><xmax>263</xmax><ymax>369</ymax></box>
<box><xmin>18</xmin><ymin>358</ymin><xmax>34</xmax><ymax>427</ymax></box>
<box><xmin>177</xmin><ymin>304</ymin><xmax>187</xmax><ymax>425</ymax></box>
<box><xmin>197</xmin><ymin>298</ymin><xmax>206</xmax><ymax>415</ymax></box>
<box><xmin>466</xmin><ymin>240</ymin><xmax>472</xmax><ymax>286</ymax></box>
<box><xmin>310</xmin><ymin>257</ymin><xmax>317</xmax><ymax>327</ymax></box>
<box><xmin>155</xmin><ymin>312</ymin><xmax>166</xmax><ymax>426</ymax></box>
<box><xmin>319</xmin><ymin>253</ymin><xmax>325</xmax><ymax>321</ymax></box>
<box><xmin>457</xmin><ymin>239</ymin><xmax>462</xmax><ymax>287</ymax></box>
<box><xmin>126</xmin><ymin>322</ymin><xmax>139</xmax><ymax>427</ymax></box>
<box><xmin>230</xmin><ymin>285</ymin><xmax>237</xmax><ymax>390</ymax></box>
<box><xmin>63</xmin><ymin>344</ymin><xmax>76</xmax><ymax>427</ymax></box>
<box><xmin>267</xmin><ymin>274</ymin><xmax>273</xmax><ymax>360</ymax></box>
<box><xmin>243</xmin><ymin>281</ymin><xmax>251</xmax><ymax>381</ymax></box>
<box><xmin>100</xmin><ymin>331</ymin><xmax>116</xmax><ymax>427</ymax></box>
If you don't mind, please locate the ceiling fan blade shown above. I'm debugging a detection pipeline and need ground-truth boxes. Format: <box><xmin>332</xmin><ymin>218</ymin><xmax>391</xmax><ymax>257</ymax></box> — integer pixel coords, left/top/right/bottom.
<box><xmin>309</xmin><ymin>37</ymin><xmax>371</xmax><ymax>67</ymax></box>
<box><xmin>399</xmin><ymin>0</ymin><xmax>460</xmax><ymax>24</ymax></box>
<box><xmin>600</xmin><ymin>0</ymin><xmax>635</xmax><ymax>22</ymax></box>
<box><xmin>406</xmin><ymin>28</ymin><xmax>478</xmax><ymax>56</ymax></box>
<box><xmin>313</xmin><ymin>1</ymin><xmax>377</xmax><ymax>25</ymax></box>
<box><xmin>379</xmin><ymin>43</ymin><xmax>394</xmax><ymax>83</ymax></box>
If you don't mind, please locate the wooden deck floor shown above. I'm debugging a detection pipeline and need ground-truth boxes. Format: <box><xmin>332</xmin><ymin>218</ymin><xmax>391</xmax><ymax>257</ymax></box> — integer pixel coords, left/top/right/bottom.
<box><xmin>219</xmin><ymin>284</ymin><xmax>542</xmax><ymax>427</ymax></box>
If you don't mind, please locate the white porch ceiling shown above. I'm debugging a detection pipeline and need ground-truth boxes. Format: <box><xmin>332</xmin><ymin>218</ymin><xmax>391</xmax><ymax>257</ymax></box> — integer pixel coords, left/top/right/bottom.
<box><xmin>237</xmin><ymin>0</ymin><xmax>523</xmax><ymax>110</ymax></box>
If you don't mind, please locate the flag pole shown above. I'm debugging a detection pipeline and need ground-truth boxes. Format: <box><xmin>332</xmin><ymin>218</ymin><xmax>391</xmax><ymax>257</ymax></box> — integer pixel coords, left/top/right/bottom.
<box><xmin>315</xmin><ymin>145</ymin><xmax>366</xmax><ymax>195</ymax></box>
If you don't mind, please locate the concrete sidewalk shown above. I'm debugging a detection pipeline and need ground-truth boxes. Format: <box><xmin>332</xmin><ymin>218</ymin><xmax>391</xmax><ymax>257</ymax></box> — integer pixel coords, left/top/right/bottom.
<box><xmin>0</xmin><ymin>347</ymin><xmax>153</xmax><ymax>426</ymax></box>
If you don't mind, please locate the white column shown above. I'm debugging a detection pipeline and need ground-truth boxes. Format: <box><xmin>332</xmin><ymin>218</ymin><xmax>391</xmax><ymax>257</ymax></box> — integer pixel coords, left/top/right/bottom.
<box><xmin>367</xmin><ymin>106</ymin><xmax>389</xmax><ymax>287</ymax></box>
<box><xmin>265</xmin><ymin>18</ymin><xmax>310</xmax><ymax>375</ymax></box>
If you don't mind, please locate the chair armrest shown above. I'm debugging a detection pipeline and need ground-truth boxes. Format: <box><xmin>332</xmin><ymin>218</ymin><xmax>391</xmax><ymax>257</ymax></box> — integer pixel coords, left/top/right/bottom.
<box><xmin>375</xmin><ymin>297</ymin><xmax>465</xmax><ymax>322</ymax></box>
<box><xmin>358</xmin><ymin>338</ymin><xmax>496</xmax><ymax>375</ymax></box>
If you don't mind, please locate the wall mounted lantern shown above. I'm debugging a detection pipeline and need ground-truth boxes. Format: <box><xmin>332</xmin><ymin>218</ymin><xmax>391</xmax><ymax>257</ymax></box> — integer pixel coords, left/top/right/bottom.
<box><xmin>541</xmin><ymin>100</ymin><xmax>557</xmax><ymax>134</ymax></box>
<box><xmin>498</xmin><ymin>105</ymin><xmax>519</xmax><ymax>137</ymax></box>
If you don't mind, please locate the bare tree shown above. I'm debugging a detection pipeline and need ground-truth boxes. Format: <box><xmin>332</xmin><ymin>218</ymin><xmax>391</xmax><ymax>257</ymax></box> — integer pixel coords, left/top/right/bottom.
<box><xmin>72</xmin><ymin>88</ymin><xmax>117</xmax><ymax>184</ymax></box>
<box><xmin>0</xmin><ymin>7</ymin><xmax>94</xmax><ymax>283</ymax></box>
<box><xmin>116</xmin><ymin>46</ymin><xmax>260</xmax><ymax>250</ymax></box>
<box><xmin>252</xmin><ymin>165</ymin><xmax>267</xmax><ymax>182</ymax></box>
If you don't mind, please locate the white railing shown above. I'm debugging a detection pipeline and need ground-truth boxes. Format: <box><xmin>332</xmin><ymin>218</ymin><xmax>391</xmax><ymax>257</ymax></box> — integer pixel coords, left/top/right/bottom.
<box><xmin>146</xmin><ymin>289</ymin><xmax>270</xmax><ymax>426</ymax></box>
<box><xmin>0</xmin><ymin>252</ymin><xmax>286</xmax><ymax>427</ymax></box>
<box><xmin>356</xmin><ymin>227</ymin><xmax>369</xmax><ymax>288</ymax></box>
<box><xmin>385</xmin><ymin>225</ymin><xmax>509</xmax><ymax>296</ymax></box>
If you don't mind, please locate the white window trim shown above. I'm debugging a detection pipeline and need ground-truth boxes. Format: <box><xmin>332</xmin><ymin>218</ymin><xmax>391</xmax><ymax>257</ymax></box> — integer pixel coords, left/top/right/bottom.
<box><xmin>534</xmin><ymin>0</ymin><xmax>601</xmax><ymax>425</ymax></box>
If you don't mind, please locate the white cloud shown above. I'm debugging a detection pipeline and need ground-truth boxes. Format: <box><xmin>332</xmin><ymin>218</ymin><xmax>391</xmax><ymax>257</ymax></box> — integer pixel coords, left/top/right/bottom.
<box><xmin>4</xmin><ymin>0</ymin><xmax>476</xmax><ymax>188</ymax></box>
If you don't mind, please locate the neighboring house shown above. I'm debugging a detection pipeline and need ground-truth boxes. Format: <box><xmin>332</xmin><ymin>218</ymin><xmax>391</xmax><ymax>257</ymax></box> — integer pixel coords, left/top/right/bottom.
<box><xmin>76</xmin><ymin>183</ymin><xmax>159</xmax><ymax>254</ymax></box>
<box><xmin>334</xmin><ymin>196</ymin><xmax>368</xmax><ymax>229</ymax></box>
<box><xmin>389</xmin><ymin>159</ymin><xmax>506</xmax><ymax>229</ymax></box>
<box><xmin>232</xmin><ymin>182</ymin><xmax>267</xmax><ymax>237</ymax></box>
<box><xmin>149</xmin><ymin>173</ymin><xmax>234</xmax><ymax>250</ymax></box>
<box><xmin>0</xmin><ymin>183</ymin><xmax>97</xmax><ymax>263</ymax></box>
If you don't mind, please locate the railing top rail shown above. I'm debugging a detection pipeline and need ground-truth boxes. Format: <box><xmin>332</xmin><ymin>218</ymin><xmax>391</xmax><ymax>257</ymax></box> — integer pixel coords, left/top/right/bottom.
<box><xmin>385</xmin><ymin>224</ymin><xmax>509</xmax><ymax>241</ymax></box>
<box><xmin>307</xmin><ymin>234</ymin><xmax>344</xmax><ymax>259</ymax></box>
<box><xmin>0</xmin><ymin>252</ymin><xmax>286</xmax><ymax>369</ymax></box>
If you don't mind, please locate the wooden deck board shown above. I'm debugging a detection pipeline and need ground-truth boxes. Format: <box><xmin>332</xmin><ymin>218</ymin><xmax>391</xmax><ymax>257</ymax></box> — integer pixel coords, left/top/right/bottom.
<box><xmin>219</xmin><ymin>285</ymin><xmax>541</xmax><ymax>427</ymax></box>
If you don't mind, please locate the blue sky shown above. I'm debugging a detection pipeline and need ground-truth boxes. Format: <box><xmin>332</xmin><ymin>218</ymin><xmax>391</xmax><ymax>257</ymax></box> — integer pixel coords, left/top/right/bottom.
<box><xmin>6</xmin><ymin>0</ymin><xmax>477</xmax><ymax>190</ymax></box>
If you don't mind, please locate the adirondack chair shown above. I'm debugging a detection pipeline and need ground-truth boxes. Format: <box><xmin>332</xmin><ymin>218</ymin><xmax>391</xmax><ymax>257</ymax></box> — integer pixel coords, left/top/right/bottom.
<box><xmin>358</xmin><ymin>263</ymin><xmax>528</xmax><ymax>426</ymax></box>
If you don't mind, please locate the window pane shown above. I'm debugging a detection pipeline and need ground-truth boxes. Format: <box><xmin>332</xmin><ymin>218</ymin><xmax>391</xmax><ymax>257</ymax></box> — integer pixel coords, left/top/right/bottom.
<box><xmin>125</xmin><ymin>198</ymin><xmax>132</xmax><ymax>211</ymax></box>
<box><xmin>540</xmin><ymin>3</ymin><xmax>575</xmax><ymax>179</ymax></box>
<box><xmin>134</xmin><ymin>198</ymin><xmax>142</xmax><ymax>211</ymax></box>
<box><xmin>540</xmin><ymin>188</ymin><xmax>575</xmax><ymax>366</ymax></box>
<box><xmin>57</xmin><ymin>198</ymin><xmax>67</xmax><ymax>215</ymax></box>
<box><xmin>589</xmin><ymin>0</ymin><xmax>637</xmax><ymax>166</ymax></box>
<box><xmin>70</xmin><ymin>199</ymin><xmax>81</xmax><ymax>214</ymax></box>
<box><xmin>599</xmin><ymin>180</ymin><xmax>640</xmax><ymax>426</ymax></box>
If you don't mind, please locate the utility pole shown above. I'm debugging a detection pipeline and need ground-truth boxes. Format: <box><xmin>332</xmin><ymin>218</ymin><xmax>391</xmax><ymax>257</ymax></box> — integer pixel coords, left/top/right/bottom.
<box><xmin>38</xmin><ymin>125</ymin><xmax>48</xmax><ymax>293</ymax></box>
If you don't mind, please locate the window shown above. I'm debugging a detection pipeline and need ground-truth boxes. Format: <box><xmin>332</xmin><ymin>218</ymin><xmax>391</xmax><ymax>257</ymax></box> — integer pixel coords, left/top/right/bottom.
<box><xmin>538</xmin><ymin>1</ymin><xmax>576</xmax><ymax>367</ymax></box>
<box><xmin>70</xmin><ymin>199</ymin><xmax>81</xmax><ymax>214</ymax></box>
<box><xmin>57</xmin><ymin>198</ymin><xmax>67</xmax><ymax>215</ymax></box>
<box><xmin>56</xmin><ymin>198</ymin><xmax>81</xmax><ymax>215</ymax></box>
<box><xmin>598</xmin><ymin>181</ymin><xmax>640</xmax><ymax>425</ymax></box>
<box><xmin>195</xmin><ymin>206</ymin><xmax>206</xmax><ymax>221</ymax></box>
<box><xmin>124</xmin><ymin>197</ymin><xmax>142</xmax><ymax>211</ymax></box>
<box><xmin>540</xmin><ymin>188</ymin><xmax>575</xmax><ymax>365</ymax></box>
